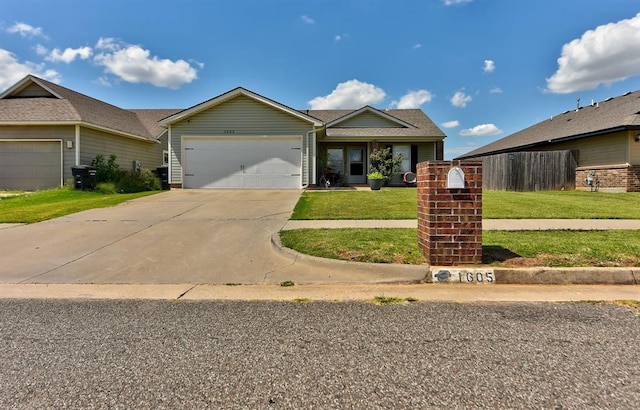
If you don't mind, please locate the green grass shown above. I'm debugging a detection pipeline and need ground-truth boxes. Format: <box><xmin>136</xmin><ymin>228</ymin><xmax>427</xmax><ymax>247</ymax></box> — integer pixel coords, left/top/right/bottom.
<box><xmin>0</xmin><ymin>188</ymin><xmax>159</xmax><ymax>223</ymax></box>
<box><xmin>291</xmin><ymin>188</ymin><xmax>417</xmax><ymax>220</ymax></box>
<box><xmin>291</xmin><ymin>189</ymin><xmax>640</xmax><ymax>220</ymax></box>
<box><xmin>279</xmin><ymin>228</ymin><xmax>640</xmax><ymax>267</ymax></box>
<box><xmin>484</xmin><ymin>190</ymin><xmax>640</xmax><ymax>219</ymax></box>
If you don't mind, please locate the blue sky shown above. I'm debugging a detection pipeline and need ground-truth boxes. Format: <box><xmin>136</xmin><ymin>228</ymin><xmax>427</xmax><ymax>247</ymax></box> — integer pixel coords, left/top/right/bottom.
<box><xmin>2</xmin><ymin>0</ymin><xmax>640</xmax><ymax>159</ymax></box>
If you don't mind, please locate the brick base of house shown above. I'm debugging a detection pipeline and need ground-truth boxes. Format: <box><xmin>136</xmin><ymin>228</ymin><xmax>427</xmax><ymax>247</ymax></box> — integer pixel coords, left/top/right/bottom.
<box><xmin>576</xmin><ymin>165</ymin><xmax>640</xmax><ymax>192</ymax></box>
<box><xmin>417</xmin><ymin>161</ymin><xmax>483</xmax><ymax>266</ymax></box>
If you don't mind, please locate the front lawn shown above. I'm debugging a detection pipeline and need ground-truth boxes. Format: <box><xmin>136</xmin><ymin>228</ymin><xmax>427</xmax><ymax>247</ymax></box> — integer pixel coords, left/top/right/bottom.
<box><xmin>279</xmin><ymin>228</ymin><xmax>640</xmax><ymax>267</ymax></box>
<box><xmin>291</xmin><ymin>188</ymin><xmax>640</xmax><ymax>220</ymax></box>
<box><xmin>0</xmin><ymin>188</ymin><xmax>159</xmax><ymax>223</ymax></box>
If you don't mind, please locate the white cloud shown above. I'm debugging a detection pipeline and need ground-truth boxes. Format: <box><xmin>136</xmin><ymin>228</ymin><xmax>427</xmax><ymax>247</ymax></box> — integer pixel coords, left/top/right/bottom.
<box><xmin>34</xmin><ymin>44</ymin><xmax>48</xmax><ymax>56</ymax></box>
<box><xmin>546</xmin><ymin>13</ymin><xmax>640</xmax><ymax>94</ymax></box>
<box><xmin>390</xmin><ymin>89</ymin><xmax>434</xmax><ymax>109</ymax></box>
<box><xmin>5</xmin><ymin>22</ymin><xmax>46</xmax><ymax>39</ymax></box>
<box><xmin>451</xmin><ymin>90</ymin><xmax>472</xmax><ymax>107</ymax></box>
<box><xmin>459</xmin><ymin>123</ymin><xmax>502</xmax><ymax>137</ymax></box>
<box><xmin>335</xmin><ymin>35</ymin><xmax>342</xmax><ymax>41</ymax></box>
<box><xmin>441</xmin><ymin>120</ymin><xmax>460</xmax><ymax>128</ymax></box>
<box><xmin>46</xmin><ymin>46</ymin><xmax>92</xmax><ymax>63</ymax></box>
<box><xmin>301</xmin><ymin>15</ymin><xmax>315</xmax><ymax>25</ymax></box>
<box><xmin>308</xmin><ymin>79</ymin><xmax>386</xmax><ymax>109</ymax></box>
<box><xmin>94</xmin><ymin>38</ymin><xmax>199</xmax><ymax>89</ymax></box>
<box><xmin>0</xmin><ymin>49</ymin><xmax>60</xmax><ymax>90</ymax></box>
<box><xmin>412</xmin><ymin>43</ymin><xmax>422</xmax><ymax>49</ymax></box>
<box><xmin>489</xmin><ymin>87</ymin><xmax>503</xmax><ymax>94</ymax></box>
<box><xmin>443</xmin><ymin>0</ymin><xmax>473</xmax><ymax>5</ymax></box>
<box><xmin>483</xmin><ymin>59</ymin><xmax>495</xmax><ymax>73</ymax></box>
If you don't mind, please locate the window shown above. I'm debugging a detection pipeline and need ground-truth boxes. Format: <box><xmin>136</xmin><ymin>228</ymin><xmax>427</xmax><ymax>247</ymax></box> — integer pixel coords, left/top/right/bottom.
<box><xmin>394</xmin><ymin>145</ymin><xmax>411</xmax><ymax>172</ymax></box>
<box><xmin>163</xmin><ymin>150</ymin><xmax>169</xmax><ymax>165</ymax></box>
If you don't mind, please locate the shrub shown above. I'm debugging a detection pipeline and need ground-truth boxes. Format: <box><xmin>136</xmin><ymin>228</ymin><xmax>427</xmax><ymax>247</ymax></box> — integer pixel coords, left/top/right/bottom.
<box><xmin>95</xmin><ymin>182</ymin><xmax>118</xmax><ymax>194</ymax></box>
<box><xmin>91</xmin><ymin>154</ymin><xmax>122</xmax><ymax>183</ymax></box>
<box><xmin>116</xmin><ymin>168</ymin><xmax>160</xmax><ymax>193</ymax></box>
<box><xmin>369</xmin><ymin>147</ymin><xmax>403</xmax><ymax>185</ymax></box>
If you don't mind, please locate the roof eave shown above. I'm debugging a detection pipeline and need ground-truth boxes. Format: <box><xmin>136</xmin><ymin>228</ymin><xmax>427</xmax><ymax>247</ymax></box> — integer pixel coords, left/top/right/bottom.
<box><xmin>457</xmin><ymin>125</ymin><xmax>640</xmax><ymax>159</ymax></box>
<box><xmin>0</xmin><ymin>120</ymin><xmax>158</xmax><ymax>143</ymax></box>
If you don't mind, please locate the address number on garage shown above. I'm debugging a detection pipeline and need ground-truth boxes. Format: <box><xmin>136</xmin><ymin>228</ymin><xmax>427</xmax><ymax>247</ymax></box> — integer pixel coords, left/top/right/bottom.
<box><xmin>431</xmin><ymin>268</ymin><xmax>495</xmax><ymax>284</ymax></box>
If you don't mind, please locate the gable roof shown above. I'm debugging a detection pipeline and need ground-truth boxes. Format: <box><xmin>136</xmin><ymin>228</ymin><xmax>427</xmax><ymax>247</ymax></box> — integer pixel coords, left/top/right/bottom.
<box><xmin>159</xmin><ymin>87</ymin><xmax>324</xmax><ymax>127</ymax></box>
<box><xmin>307</xmin><ymin>108</ymin><xmax>445</xmax><ymax>138</ymax></box>
<box><xmin>458</xmin><ymin>89</ymin><xmax>640</xmax><ymax>159</ymax></box>
<box><xmin>0</xmin><ymin>75</ymin><xmax>178</xmax><ymax>141</ymax></box>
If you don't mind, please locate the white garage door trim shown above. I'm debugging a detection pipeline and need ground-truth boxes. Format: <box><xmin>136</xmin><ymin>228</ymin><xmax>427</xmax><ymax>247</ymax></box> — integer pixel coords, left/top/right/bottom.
<box><xmin>182</xmin><ymin>136</ymin><xmax>303</xmax><ymax>189</ymax></box>
<box><xmin>0</xmin><ymin>139</ymin><xmax>63</xmax><ymax>191</ymax></box>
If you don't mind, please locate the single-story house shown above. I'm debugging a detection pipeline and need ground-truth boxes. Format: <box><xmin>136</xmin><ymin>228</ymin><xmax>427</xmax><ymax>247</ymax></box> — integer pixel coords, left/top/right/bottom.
<box><xmin>457</xmin><ymin>90</ymin><xmax>640</xmax><ymax>192</ymax></box>
<box><xmin>0</xmin><ymin>75</ymin><xmax>177</xmax><ymax>191</ymax></box>
<box><xmin>159</xmin><ymin>87</ymin><xmax>445</xmax><ymax>189</ymax></box>
<box><xmin>0</xmin><ymin>75</ymin><xmax>446</xmax><ymax>190</ymax></box>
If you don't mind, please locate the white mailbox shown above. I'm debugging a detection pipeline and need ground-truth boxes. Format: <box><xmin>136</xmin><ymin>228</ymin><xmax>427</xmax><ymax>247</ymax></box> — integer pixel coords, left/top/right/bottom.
<box><xmin>447</xmin><ymin>166</ymin><xmax>465</xmax><ymax>189</ymax></box>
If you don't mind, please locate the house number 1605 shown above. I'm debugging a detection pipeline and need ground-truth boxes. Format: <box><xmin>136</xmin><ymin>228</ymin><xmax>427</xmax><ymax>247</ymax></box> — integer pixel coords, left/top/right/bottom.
<box><xmin>458</xmin><ymin>271</ymin><xmax>494</xmax><ymax>283</ymax></box>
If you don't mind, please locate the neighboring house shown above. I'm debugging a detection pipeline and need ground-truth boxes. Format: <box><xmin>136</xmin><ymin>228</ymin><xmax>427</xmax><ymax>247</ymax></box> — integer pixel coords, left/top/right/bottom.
<box><xmin>0</xmin><ymin>76</ymin><xmax>445</xmax><ymax>190</ymax></box>
<box><xmin>160</xmin><ymin>87</ymin><xmax>445</xmax><ymax>189</ymax></box>
<box><xmin>0</xmin><ymin>75</ymin><xmax>177</xmax><ymax>190</ymax></box>
<box><xmin>457</xmin><ymin>90</ymin><xmax>640</xmax><ymax>192</ymax></box>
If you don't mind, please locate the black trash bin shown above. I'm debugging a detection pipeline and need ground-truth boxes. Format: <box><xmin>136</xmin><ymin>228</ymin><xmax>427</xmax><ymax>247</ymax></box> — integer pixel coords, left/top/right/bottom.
<box><xmin>71</xmin><ymin>165</ymin><xmax>97</xmax><ymax>190</ymax></box>
<box><xmin>156</xmin><ymin>166</ymin><xmax>170</xmax><ymax>190</ymax></box>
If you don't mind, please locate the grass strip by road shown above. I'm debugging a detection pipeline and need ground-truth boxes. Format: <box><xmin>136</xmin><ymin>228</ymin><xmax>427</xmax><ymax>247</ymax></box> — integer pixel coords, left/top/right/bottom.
<box><xmin>291</xmin><ymin>188</ymin><xmax>640</xmax><ymax>220</ymax></box>
<box><xmin>279</xmin><ymin>228</ymin><xmax>640</xmax><ymax>267</ymax></box>
<box><xmin>0</xmin><ymin>188</ymin><xmax>158</xmax><ymax>223</ymax></box>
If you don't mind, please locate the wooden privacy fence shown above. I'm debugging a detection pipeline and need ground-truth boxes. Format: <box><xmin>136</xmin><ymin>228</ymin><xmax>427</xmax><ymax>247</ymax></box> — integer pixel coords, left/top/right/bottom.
<box><xmin>482</xmin><ymin>150</ymin><xmax>577</xmax><ymax>191</ymax></box>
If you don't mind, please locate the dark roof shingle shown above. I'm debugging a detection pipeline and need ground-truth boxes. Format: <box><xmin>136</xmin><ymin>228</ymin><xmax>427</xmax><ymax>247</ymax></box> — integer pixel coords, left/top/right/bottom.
<box><xmin>458</xmin><ymin>90</ymin><xmax>640</xmax><ymax>159</ymax></box>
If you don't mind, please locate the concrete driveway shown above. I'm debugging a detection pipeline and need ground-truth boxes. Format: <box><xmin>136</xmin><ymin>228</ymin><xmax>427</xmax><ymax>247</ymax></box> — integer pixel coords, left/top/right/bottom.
<box><xmin>0</xmin><ymin>190</ymin><xmax>310</xmax><ymax>284</ymax></box>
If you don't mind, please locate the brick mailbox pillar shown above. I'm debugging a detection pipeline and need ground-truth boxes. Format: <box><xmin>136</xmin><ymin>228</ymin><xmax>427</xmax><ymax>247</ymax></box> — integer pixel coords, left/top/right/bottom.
<box><xmin>417</xmin><ymin>160</ymin><xmax>483</xmax><ymax>266</ymax></box>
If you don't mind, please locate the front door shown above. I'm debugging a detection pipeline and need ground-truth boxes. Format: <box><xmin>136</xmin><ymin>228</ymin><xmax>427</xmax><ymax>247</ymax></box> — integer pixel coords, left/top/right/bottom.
<box><xmin>348</xmin><ymin>147</ymin><xmax>366</xmax><ymax>184</ymax></box>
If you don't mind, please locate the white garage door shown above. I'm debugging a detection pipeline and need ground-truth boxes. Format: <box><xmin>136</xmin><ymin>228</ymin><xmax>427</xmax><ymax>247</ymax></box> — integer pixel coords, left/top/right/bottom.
<box><xmin>0</xmin><ymin>141</ymin><xmax>62</xmax><ymax>191</ymax></box>
<box><xmin>183</xmin><ymin>137</ymin><xmax>302</xmax><ymax>188</ymax></box>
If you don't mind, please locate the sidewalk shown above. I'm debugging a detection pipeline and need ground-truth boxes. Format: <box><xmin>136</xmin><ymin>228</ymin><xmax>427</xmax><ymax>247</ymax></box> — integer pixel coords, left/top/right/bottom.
<box><xmin>282</xmin><ymin>219</ymin><xmax>640</xmax><ymax>230</ymax></box>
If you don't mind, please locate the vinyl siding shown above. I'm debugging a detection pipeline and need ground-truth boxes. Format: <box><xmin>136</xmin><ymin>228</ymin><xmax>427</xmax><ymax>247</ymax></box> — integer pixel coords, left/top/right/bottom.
<box><xmin>629</xmin><ymin>131</ymin><xmax>640</xmax><ymax>165</ymax></box>
<box><xmin>80</xmin><ymin>127</ymin><xmax>163</xmax><ymax>175</ymax></box>
<box><xmin>170</xmin><ymin>95</ymin><xmax>313</xmax><ymax>184</ymax></box>
<box><xmin>13</xmin><ymin>82</ymin><xmax>55</xmax><ymax>98</ymax></box>
<box><xmin>336</xmin><ymin>111</ymin><xmax>403</xmax><ymax>128</ymax></box>
<box><xmin>0</xmin><ymin>125</ymin><xmax>75</xmax><ymax>183</ymax></box>
<box><xmin>527</xmin><ymin>132</ymin><xmax>627</xmax><ymax>167</ymax></box>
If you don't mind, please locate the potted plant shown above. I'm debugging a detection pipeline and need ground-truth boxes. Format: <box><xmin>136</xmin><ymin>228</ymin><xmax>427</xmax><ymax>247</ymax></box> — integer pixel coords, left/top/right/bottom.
<box><xmin>367</xmin><ymin>171</ymin><xmax>384</xmax><ymax>190</ymax></box>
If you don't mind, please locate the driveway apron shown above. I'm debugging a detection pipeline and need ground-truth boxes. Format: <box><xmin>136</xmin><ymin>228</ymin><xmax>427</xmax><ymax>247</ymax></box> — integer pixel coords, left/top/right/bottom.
<box><xmin>0</xmin><ymin>190</ymin><xmax>302</xmax><ymax>284</ymax></box>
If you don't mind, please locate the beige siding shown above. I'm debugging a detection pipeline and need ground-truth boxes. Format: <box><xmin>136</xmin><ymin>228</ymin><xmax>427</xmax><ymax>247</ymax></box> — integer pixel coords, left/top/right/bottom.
<box><xmin>531</xmin><ymin>132</ymin><xmax>627</xmax><ymax>167</ymax></box>
<box><xmin>14</xmin><ymin>82</ymin><xmax>55</xmax><ymax>98</ymax></box>
<box><xmin>629</xmin><ymin>131</ymin><xmax>640</xmax><ymax>165</ymax></box>
<box><xmin>80</xmin><ymin>127</ymin><xmax>163</xmax><ymax>175</ymax></box>
<box><xmin>0</xmin><ymin>125</ymin><xmax>75</xmax><ymax>183</ymax></box>
<box><xmin>336</xmin><ymin>111</ymin><xmax>402</xmax><ymax>128</ymax></box>
<box><xmin>170</xmin><ymin>95</ymin><xmax>313</xmax><ymax>184</ymax></box>
<box><xmin>417</xmin><ymin>142</ymin><xmax>436</xmax><ymax>162</ymax></box>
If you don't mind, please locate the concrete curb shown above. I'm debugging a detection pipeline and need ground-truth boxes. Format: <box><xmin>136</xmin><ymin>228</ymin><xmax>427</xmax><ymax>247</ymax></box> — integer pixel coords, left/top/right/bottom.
<box><xmin>494</xmin><ymin>267</ymin><xmax>639</xmax><ymax>285</ymax></box>
<box><xmin>273</xmin><ymin>233</ymin><xmax>639</xmax><ymax>286</ymax></box>
<box><xmin>270</xmin><ymin>233</ymin><xmax>429</xmax><ymax>284</ymax></box>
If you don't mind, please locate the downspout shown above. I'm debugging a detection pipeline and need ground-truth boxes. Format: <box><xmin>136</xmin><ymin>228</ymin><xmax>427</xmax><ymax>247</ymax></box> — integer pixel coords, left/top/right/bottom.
<box><xmin>167</xmin><ymin>125</ymin><xmax>172</xmax><ymax>185</ymax></box>
<box><xmin>75</xmin><ymin>125</ymin><xmax>80</xmax><ymax>165</ymax></box>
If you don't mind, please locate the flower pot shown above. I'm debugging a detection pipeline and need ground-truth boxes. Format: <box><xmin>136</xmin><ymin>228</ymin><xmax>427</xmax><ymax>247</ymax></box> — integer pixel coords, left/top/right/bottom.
<box><xmin>368</xmin><ymin>178</ymin><xmax>383</xmax><ymax>190</ymax></box>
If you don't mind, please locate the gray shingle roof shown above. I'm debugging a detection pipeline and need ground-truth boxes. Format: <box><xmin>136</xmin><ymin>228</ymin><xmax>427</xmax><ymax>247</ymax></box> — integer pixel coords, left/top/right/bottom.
<box><xmin>306</xmin><ymin>108</ymin><xmax>446</xmax><ymax>138</ymax></box>
<box><xmin>458</xmin><ymin>90</ymin><xmax>640</xmax><ymax>159</ymax></box>
<box><xmin>0</xmin><ymin>76</ymin><xmax>179</xmax><ymax>140</ymax></box>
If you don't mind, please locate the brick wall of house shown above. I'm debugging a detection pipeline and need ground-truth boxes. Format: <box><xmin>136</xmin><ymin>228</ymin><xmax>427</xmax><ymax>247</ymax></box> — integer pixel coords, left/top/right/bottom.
<box><xmin>417</xmin><ymin>161</ymin><xmax>483</xmax><ymax>266</ymax></box>
<box><xmin>576</xmin><ymin>165</ymin><xmax>640</xmax><ymax>192</ymax></box>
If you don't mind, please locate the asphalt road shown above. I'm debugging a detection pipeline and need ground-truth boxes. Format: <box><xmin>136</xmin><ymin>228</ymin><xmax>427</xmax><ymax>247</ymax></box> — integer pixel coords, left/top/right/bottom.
<box><xmin>1</xmin><ymin>300</ymin><xmax>638</xmax><ymax>409</ymax></box>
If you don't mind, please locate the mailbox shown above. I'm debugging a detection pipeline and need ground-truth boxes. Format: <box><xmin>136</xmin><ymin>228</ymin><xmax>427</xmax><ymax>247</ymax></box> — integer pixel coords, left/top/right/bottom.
<box><xmin>447</xmin><ymin>166</ymin><xmax>465</xmax><ymax>189</ymax></box>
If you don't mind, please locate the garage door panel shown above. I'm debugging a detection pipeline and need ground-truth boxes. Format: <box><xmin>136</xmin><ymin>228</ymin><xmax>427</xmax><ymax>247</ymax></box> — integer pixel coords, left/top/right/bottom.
<box><xmin>183</xmin><ymin>137</ymin><xmax>301</xmax><ymax>189</ymax></box>
<box><xmin>0</xmin><ymin>141</ymin><xmax>62</xmax><ymax>190</ymax></box>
